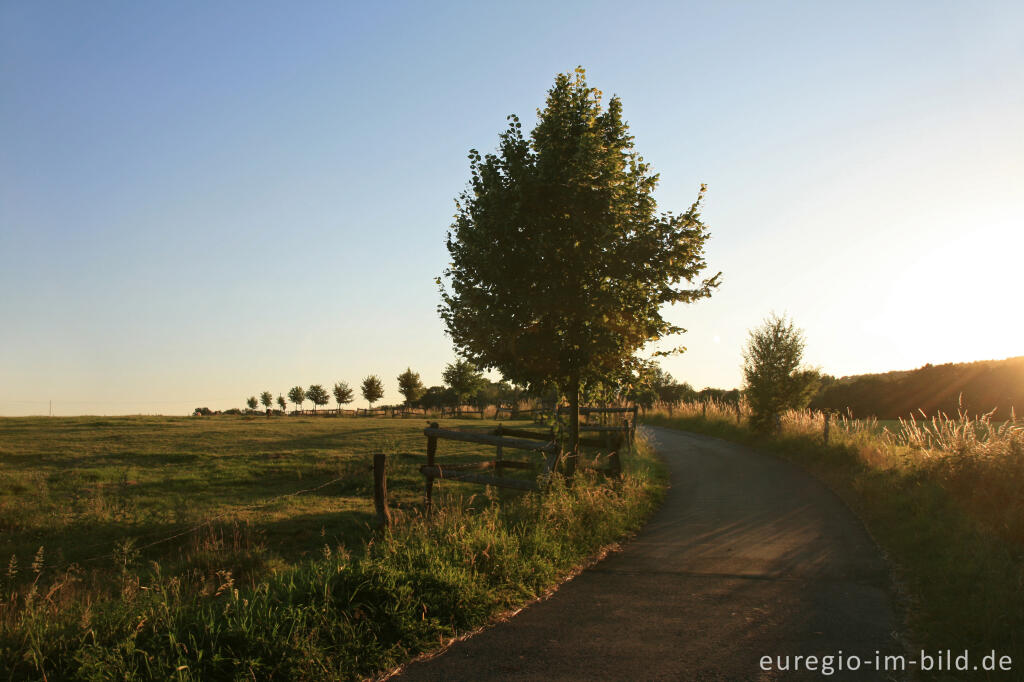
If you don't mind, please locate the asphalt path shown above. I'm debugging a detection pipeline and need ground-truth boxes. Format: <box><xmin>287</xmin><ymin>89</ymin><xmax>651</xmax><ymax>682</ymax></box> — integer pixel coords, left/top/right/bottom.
<box><xmin>394</xmin><ymin>426</ymin><xmax>903</xmax><ymax>681</ymax></box>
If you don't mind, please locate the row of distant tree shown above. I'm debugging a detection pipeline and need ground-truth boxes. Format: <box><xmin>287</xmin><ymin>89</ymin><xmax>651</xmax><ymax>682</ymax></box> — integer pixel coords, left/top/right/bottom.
<box><xmin>215</xmin><ymin>359</ymin><xmax>727</xmax><ymax>418</ymax></box>
<box><xmin>218</xmin><ymin>348</ymin><xmax>1023</xmax><ymax>424</ymax></box>
<box><xmin>236</xmin><ymin>375</ymin><xmax>385</xmax><ymax>415</ymax></box>
<box><xmin>218</xmin><ymin>329</ymin><xmax>1023</xmax><ymax>424</ymax></box>
<box><xmin>228</xmin><ymin>361</ymin><xmax>530</xmax><ymax>416</ymax></box>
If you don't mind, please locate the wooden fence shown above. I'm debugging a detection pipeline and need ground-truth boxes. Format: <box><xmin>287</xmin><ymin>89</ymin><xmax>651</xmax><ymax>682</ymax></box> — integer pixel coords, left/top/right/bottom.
<box><xmin>291</xmin><ymin>408</ymin><xmax>358</xmax><ymax>416</ymax></box>
<box><xmin>392</xmin><ymin>406</ymin><xmax>426</xmax><ymax>418</ymax></box>
<box><xmin>371</xmin><ymin>416</ymin><xmax>635</xmax><ymax>525</ymax></box>
<box><xmin>436</xmin><ymin>405</ymin><xmax>486</xmax><ymax>418</ymax></box>
<box><xmin>420</xmin><ymin>422</ymin><xmax>561</xmax><ymax>514</ymax></box>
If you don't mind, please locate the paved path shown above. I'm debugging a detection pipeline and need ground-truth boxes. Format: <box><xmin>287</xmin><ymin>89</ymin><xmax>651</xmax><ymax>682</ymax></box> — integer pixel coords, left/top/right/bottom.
<box><xmin>395</xmin><ymin>427</ymin><xmax>903</xmax><ymax>681</ymax></box>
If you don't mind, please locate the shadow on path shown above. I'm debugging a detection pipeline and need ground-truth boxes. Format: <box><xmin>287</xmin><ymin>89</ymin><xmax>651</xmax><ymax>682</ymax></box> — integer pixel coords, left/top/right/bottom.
<box><xmin>393</xmin><ymin>427</ymin><xmax>904</xmax><ymax>681</ymax></box>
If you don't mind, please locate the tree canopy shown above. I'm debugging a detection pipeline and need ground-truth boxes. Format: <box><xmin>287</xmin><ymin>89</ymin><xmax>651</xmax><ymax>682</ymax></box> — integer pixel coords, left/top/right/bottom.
<box><xmin>742</xmin><ymin>313</ymin><xmax>820</xmax><ymax>432</ymax></box>
<box><xmin>439</xmin><ymin>68</ymin><xmax>719</xmax><ymax>454</ymax></box>
<box><xmin>260</xmin><ymin>391</ymin><xmax>273</xmax><ymax>410</ymax></box>
<box><xmin>287</xmin><ymin>386</ymin><xmax>305</xmax><ymax>411</ymax></box>
<box><xmin>442</xmin><ymin>360</ymin><xmax>486</xmax><ymax>409</ymax></box>
<box><xmin>306</xmin><ymin>384</ymin><xmax>329</xmax><ymax>412</ymax></box>
<box><xmin>396</xmin><ymin>368</ymin><xmax>425</xmax><ymax>406</ymax></box>
<box><xmin>333</xmin><ymin>381</ymin><xmax>354</xmax><ymax>408</ymax></box>
<box><xmin>360</xmin><ymin>375</ymin><xmax>384</xmax><ymax>408</ymax></box>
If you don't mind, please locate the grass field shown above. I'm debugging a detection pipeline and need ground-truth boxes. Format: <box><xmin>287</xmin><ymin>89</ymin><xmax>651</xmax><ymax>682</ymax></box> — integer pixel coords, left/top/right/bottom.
<box><xmin>0</xmin><ymin>415</ymin><xmax>562</xmax><ymax>588</ymax></box>
<box><xmin>0</xmin><ymin>414</ymin><xmax>665</xmax><ymax>679</ymax></box>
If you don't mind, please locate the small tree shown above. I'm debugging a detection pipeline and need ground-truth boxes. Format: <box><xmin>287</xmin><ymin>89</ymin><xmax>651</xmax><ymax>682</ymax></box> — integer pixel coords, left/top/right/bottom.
<box><xmin>361</xmin><ymin>375</ymin><xmax>384</xmax><ymax>409</ymax></box>
<box><xmin>246</xmin><ymin>396</ymin><xmax>258</xmax><ymax>411</ymax></box>
<box><xmin>287</xmin><ymin>386</ymin><xmax>306</xmax><ymax>413</ymax></box>
<box><xmin>333</xmin><ymin>381</ymin><xmax>354</xmax><ymax>411</ymax></box>
<box><xmin>306</xmin><ymin>384</ymin><xmax>329</xmax><ymax>413</ymax></box>
<box><xmin>276</xmin><ymin>394</ymin><xmax>287</xmax><ymax>413</ymax></box>
<box><xmin>260</xmin><ymin>391</ymin><xmax>273</xmax><ymax>413</ymax></box>
<box><xmin>442</xmin><ymin>360</ymin><xmax>485</xmax><ymax>415</ymax></box>
<box><xmin>742</xmin><ymin>313</ymin><xmax>820</xmax><ymax>432</ymax></box>
<box><xmin>396</xmin><ymin>368</ymin><xmax>425</xmax><ymax>407</ymax></box>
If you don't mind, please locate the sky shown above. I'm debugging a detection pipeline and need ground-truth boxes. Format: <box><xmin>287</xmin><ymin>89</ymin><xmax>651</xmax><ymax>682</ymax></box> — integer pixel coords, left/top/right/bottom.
<box><xmin>1</xmin><ymin>1</ymin><xmax>1022</xmax><ymax>416</ymax></box>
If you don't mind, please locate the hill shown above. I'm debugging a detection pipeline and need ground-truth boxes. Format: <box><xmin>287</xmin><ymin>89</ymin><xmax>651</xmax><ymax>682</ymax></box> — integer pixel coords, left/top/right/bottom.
<box><xmin>810</xmin><ymin>356</ymin><xmax>1024</xmax><ymax>420</ymax></box>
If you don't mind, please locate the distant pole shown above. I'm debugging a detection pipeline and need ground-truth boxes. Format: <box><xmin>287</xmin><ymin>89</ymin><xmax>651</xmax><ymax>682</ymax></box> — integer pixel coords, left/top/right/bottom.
<box><xmin>49</xmin><ymin>400</ymin><xmax>52</xmax><ymax>417</ymax></box>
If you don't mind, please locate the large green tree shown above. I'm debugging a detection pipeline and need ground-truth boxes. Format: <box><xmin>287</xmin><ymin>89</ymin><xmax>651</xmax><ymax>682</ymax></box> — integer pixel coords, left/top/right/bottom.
<box><xmin>742</xmin><ymin>313</ymin><xmax>821</xmax><ymax>432</ymax></box>
<box><xmin>260</xmin><ymin>391</ymin><xmax>273</xmax><ymax>414</ymax></box>
<box><xmin>439</xmin><ymin>68</ymin><xmax>719</xmax><ymax>462</ymax></box>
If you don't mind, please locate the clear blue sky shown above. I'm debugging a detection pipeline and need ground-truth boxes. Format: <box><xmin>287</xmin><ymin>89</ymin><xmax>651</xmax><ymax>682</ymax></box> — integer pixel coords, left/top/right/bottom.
<box><xmin>2</xmin><ymin>1</ymin><xmax>1021</xmax><ymax>415</ymax></box>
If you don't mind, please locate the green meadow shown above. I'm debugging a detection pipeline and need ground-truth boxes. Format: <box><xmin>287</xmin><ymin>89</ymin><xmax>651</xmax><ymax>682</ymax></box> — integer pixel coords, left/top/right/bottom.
<box><xmin>0</xmin><ymin>414</ymin><xmax>665</xmax><ymax>679</ymax></box>
<box><xmin>0</xmin><ymin>415</ymin><xmax>549</xmax><ymax>579</ymax></box>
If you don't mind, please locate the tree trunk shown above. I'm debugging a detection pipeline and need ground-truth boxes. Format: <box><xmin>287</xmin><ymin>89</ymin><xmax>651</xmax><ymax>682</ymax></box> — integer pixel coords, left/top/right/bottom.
<box><xmin>566</xmin><ymin>371</ymin><xmax>580</xmax><ymax>480</ymax></box>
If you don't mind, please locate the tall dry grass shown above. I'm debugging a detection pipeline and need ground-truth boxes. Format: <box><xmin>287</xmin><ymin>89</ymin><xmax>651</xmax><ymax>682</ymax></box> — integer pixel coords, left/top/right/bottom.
<box><xmin>644</xmin><ymin>399</ymin><xmax>1024</xmax><ymax>659</ymax></box>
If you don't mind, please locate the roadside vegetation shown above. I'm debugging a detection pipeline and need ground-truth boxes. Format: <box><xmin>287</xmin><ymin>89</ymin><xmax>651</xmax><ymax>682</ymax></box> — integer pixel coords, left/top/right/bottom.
<box><xmin>645</xmin><ymin>400</ymin><xmax>1024</xmax><ymax>664</ymax></box>
<box><xmin>642</xmin><ymin>312</ymin><xmax>1023</xmax><ymax>663</ymax></box>
<box><xmin>0</xmin><ymin>415</ymin><xmax>665</xmax><ymax>679</ymax></box>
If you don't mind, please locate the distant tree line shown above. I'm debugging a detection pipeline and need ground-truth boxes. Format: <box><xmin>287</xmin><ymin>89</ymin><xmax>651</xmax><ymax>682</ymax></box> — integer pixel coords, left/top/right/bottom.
<box><xmin>201</xmin><ymin>358</ymin><xmax>716</xmax><ymax>418</ymax></box>
<box><xmin>201</xmin><ymin>346</ymin><xmax>1022</xmax><ymax>423</ymax></box>
<box><xmin>810</xmin><ymin>356</ymin><xmax>1024</xmax><ymax>420</ymax></box>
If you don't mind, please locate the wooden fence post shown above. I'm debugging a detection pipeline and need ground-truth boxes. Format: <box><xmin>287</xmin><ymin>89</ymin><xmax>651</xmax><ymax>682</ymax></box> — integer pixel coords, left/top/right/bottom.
<box><xmin>495</xmin><ymin>423</ymin><xmax>504</xmax><ymax>477</ymax></box>
<box><xmin>823</xmin><ymin>411</ymin><xmax>831</xmax><ymax>446</ymax></box>
<box><xmin>425</xmin><ymin>421</ymin><xmax>438</xmax><ymax>517</ymax></box>
<box><xmin>609</xmin><ymin>431</ymin><xmax>623</xmax><ymax>479</ymax></box>
<box><xmin>373</xmin><ymin>453</ymin><xmax>391</xmax><ymax>528</ymax></box>
<box><xmin>735</xmin><ymin>401</ymin><xmax>741</xmax><ymax>424</ymax></box>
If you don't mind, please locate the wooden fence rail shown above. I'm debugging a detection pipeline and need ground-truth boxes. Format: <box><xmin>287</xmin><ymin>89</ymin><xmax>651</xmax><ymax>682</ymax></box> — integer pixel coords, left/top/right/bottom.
<box><xmin>356</xmin><ymin>407</ymin><xmax>388</xmax><ymax>417</ymax></box>
<box><xmin>420</xmin><ymin>421</ymin><xmax>560</xmax><ymax>515</ymax></box>
<box><xmin>373</xmin><ymin>416</ymin><xmax>631</xmax><ymax>523</ymax></box>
